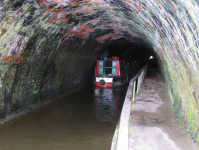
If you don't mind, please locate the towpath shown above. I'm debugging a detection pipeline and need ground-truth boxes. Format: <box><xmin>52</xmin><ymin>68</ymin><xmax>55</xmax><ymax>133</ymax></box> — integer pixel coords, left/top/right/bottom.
<box><xmin>129</xmin><ymin>70</ymin><xmax>199</xmax><ymax>150</ymax></box>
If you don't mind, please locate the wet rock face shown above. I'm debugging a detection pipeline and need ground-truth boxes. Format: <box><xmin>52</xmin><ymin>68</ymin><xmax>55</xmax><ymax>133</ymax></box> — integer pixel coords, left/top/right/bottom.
<box><xmin>0</xmin><ymin>0</ymin><xmax>199</xmax><ymax>142</ymax></box>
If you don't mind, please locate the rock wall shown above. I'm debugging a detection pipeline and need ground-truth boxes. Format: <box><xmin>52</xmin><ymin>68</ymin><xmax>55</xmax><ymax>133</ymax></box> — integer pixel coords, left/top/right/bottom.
<box><xmin>0</xmin><ymin>0</ymin><xmax>199</xmax><ymax>142</ymax></box>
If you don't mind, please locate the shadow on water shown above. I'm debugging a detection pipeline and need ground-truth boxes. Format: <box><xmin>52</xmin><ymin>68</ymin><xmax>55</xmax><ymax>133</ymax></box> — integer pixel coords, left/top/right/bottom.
<box><xmin>0</xmin><ymin>85</ymin><xmax>128</xmax><ymax>150</ymax></box>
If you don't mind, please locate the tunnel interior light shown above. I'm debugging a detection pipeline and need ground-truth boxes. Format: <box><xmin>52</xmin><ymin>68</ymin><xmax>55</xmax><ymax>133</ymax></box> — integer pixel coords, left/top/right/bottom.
<box><xmin>150</xmin><ymin>56</ymin><xmax>153</xmax><ymax>59</ymax></box>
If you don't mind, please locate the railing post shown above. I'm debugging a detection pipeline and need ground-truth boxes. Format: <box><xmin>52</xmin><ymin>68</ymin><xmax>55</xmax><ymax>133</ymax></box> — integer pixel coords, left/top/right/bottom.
<box><xmin>103</xmin><ymin>60</ymin><xmax>105</xmax><ymax>75</ymax></box>
<box><xmin>132</xmin><ymin>81</ymin><xmax>136</xmax><ymax>103</ymax></box>
<box><xmin>136</xmin><ymin>78</ymin><xmax>138</xmax><ymax>94</ymax></box>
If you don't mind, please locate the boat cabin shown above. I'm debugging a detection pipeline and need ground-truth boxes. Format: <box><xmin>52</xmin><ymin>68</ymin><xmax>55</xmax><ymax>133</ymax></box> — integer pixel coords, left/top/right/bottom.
<box><xmin>94</xmin><ymin>56</ymin><xmax>140</xmax><ymax>87</ymax></box>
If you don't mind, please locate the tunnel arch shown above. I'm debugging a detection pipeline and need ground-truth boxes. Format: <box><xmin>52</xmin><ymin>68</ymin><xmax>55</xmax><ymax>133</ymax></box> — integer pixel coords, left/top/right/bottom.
<box><xmin>0</xmin><ymin>0</ymin><xmax>199</xmax><ymax>142</ymax></box>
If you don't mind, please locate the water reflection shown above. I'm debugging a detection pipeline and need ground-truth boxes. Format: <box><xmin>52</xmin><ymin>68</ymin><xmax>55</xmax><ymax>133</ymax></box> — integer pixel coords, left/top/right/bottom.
<box><xmin>0</xmin><ymin>85</ymin><xmax>128</xmax><ymax>150</ymax></box>
<box><xmin>93</xmin><ymin>87</ymin><xmax>123</xmax><ymax>122</ymax></box>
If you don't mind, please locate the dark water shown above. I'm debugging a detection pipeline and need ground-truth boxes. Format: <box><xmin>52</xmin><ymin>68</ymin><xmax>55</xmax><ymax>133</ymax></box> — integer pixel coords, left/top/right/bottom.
<box><xmin>0</xmin><ymin>85</ymin><xmax>128</xmax><ymax>150</ymax></box>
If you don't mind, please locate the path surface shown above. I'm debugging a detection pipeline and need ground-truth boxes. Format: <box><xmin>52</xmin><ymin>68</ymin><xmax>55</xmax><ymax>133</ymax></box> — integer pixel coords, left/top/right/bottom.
<box><xmin>129</xmin><ymin>70</ymin><xmax>199</xmax><ymax>150</ymax></box>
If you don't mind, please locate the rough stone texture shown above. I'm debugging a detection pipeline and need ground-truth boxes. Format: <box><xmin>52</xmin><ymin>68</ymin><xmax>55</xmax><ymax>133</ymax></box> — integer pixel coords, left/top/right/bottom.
<box><xmin>0</xmin><ymin>0</ymin><xmax>199</xmax><ymax>142</ymax></box>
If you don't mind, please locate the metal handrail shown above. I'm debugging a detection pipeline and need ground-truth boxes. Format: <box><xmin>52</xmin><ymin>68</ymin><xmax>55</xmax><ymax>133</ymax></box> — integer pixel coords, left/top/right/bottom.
<box><xmin>111</xmin><ymin>64</ymin><xmax>148</xmax><ymax>150</ymax></box>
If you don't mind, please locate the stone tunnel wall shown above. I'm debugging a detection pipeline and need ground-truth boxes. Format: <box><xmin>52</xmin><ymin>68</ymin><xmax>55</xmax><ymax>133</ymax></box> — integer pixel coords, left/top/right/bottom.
<box><xmin>0</xmin><ymin>0</ymin><xmax>199</xmax><ymax>142</ymax></box>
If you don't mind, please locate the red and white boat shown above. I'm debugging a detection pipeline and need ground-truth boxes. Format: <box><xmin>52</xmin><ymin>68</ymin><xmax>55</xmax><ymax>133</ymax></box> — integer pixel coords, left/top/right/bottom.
<box><xmin>93</xmin><ymin>56</ymin><xmax>139</xmax><ymax>87</ymax></box>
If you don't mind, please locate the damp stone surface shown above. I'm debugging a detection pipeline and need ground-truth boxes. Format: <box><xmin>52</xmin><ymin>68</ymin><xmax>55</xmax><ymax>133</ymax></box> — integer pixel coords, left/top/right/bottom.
<box><xmin>0</xmin><ymin>0</ymin><xmax>199</xmax><ymax>143</ymax></box>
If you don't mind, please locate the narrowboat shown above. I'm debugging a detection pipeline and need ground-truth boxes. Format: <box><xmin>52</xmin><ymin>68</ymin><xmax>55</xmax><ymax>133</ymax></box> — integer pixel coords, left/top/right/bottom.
<box><xmin>93</xmin><ymin>56</ymin><xmax>140</xmax><ymax>87</ymax></box>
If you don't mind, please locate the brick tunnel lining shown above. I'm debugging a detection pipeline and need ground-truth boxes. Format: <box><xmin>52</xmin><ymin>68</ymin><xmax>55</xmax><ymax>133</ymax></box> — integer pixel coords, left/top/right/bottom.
<box><xmin>0</xmin><ymin>0</ymin><xmax>199</xmax><ymax>143</ymax></box>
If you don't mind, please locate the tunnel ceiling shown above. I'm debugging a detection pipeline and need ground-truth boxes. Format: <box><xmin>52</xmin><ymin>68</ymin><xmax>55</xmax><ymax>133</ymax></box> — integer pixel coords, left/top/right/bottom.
<box><xmin>0</xmin><ymin>0</ymin><xmax>199</xmax><ymax>143</ymax></box>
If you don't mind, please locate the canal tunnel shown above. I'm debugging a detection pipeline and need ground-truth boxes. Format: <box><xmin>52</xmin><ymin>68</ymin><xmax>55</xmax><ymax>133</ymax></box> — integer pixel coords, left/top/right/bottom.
<box><xmin>108</xmin><ymin>39</ymin><xmax>152</xmax><ymax>60</ymax></box>
<box><xmin>0</xmin><ymin>0</ymin><xmax>199</xmax><ymax>142</ymax></box>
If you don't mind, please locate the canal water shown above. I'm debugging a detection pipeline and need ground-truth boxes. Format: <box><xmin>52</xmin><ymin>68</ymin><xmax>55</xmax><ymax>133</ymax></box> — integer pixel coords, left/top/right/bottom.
<box><xmin>0</xmin><ymin>85</ymin><xmax>128</xmax><ymax>150</ymax></box>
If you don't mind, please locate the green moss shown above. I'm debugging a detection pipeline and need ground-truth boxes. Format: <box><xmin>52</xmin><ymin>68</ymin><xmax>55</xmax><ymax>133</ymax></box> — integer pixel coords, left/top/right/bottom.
<box><xmin>163</xmin><ymin>56</ymin><xmax>199</xmax><ymax>138</ymax></box>
<box><xmin>197</xmin><ymin>135</ymin><xmax>199</xmax><ymax>143</ymax></box>
<box><xmin>33</xmin><ymin>28</ymin><xmax>43</xmax><ymax>36</ymax></box>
